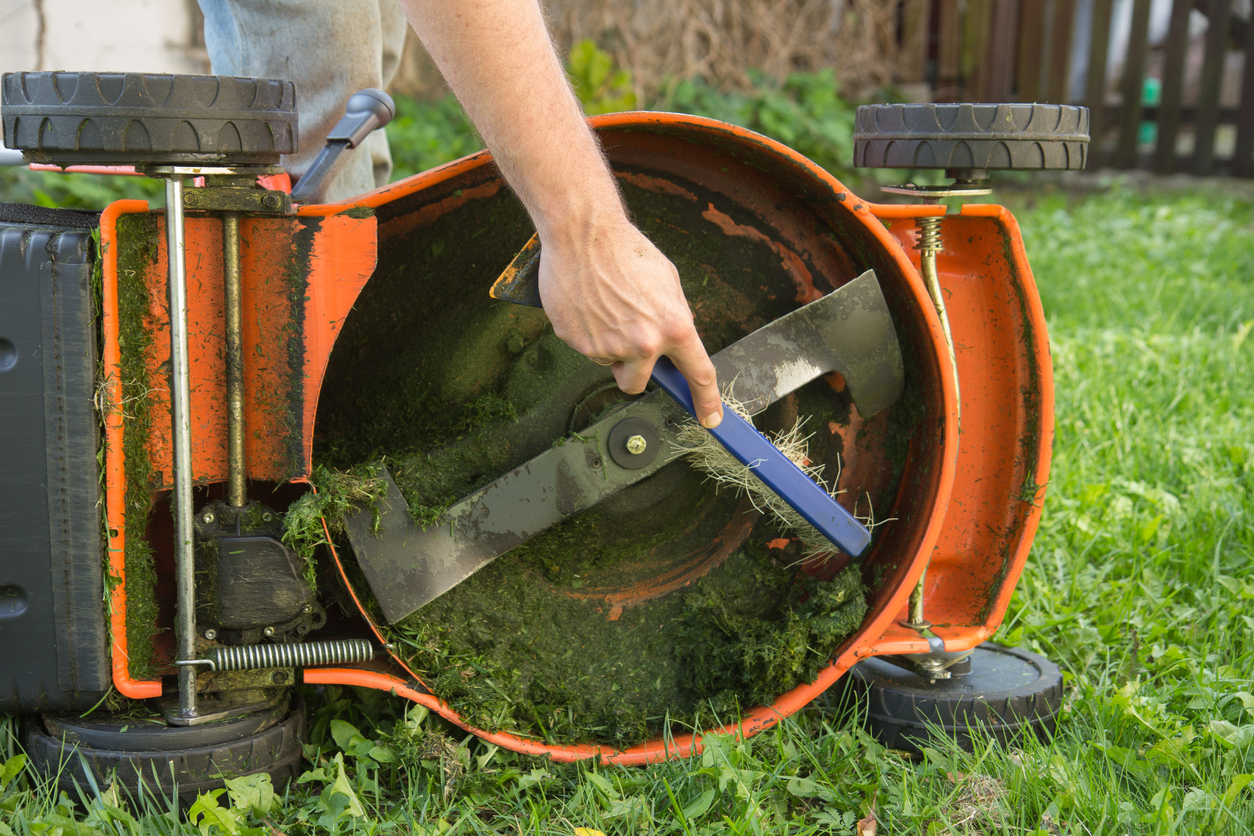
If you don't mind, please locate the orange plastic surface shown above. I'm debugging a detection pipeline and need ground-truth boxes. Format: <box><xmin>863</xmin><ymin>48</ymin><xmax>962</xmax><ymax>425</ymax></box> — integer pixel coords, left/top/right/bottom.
<box><xmin>866</xmin><ymin>202</ymin><xmax>1053</xmax><ymax>651</ymax></box>
<box><xmin>101</xmin><ymin>112</ymin><xmax>1051</xmax><ymax>762</ymax></box>
<box><xmin>312</xmin><ymin>111</ymin><xmax>965</xmax><ymax>763</ymax></box>
<box><xmin>100</xmin><ymin>200</ymin><xmax>164</xmax><ymax>699</ymax></box>
<box><xmin>126</xmin><ymin>209</ymin><xmax>375</xmax><ymax>487</ymax></box>
<box><xmin>100</xmin><ymin>200</ymin><xmax>377</xmax><ymax>695</ymax></box>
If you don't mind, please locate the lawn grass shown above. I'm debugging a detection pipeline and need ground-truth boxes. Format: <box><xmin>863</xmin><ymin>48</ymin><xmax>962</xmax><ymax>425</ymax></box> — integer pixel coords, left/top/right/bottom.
<box><xmin>2</xmin><ymin>181</ymin><xmax>1252</xmax><ymax>834</ymax></box>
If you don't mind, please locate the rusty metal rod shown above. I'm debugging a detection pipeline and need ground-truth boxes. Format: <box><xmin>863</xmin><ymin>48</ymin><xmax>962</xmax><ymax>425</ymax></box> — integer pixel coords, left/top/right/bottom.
<box><xmin>222</xmin><ymin>211</ymin><xmax>246</xmax><ymax>508</ymax></box>
<box><xmin>908</xmin><ymin>214</ymin><xmax>960</xmax><ymax>628</ymax></box>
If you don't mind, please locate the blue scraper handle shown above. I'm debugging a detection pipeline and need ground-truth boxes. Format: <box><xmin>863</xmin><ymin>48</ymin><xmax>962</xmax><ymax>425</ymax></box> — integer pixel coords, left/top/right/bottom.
<box><xmin>651</xmin><ymin>356</ymin><xmax>871</xmax><ymax>556</ymax></box>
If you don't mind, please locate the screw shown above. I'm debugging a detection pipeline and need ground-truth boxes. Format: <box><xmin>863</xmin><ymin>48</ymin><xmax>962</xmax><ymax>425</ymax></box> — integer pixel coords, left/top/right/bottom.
<box><xmin>263</xmin><ymin>626</ymin><xmax>276</xmax><ymax>638</ymax></box>
<box><xmin>202</xmin><ymin>512</ymin><xmax>215</xmax><ymax>524</ymax></box>
<box><xmin>203</xmin><ymin>628</ymin><xmax>218</xmax><ymax>640</ymax></box>
<box><xmin>302</xmin><ymin>604</ymin><xmax>313</xmax><ymax>614</ymax></box>
<box><xmin>261</xmin><ymin>193</ymin><xmax>282</xmax><ymax>210</ymax></box>
<box><xmin>272</xmin><ymin>670</ymin><xmax>289</xmax><ymax>684</ymax></box>
<box><xmin>183</xmin><ymin>192</ymin><xmax>198</xmax><ymax>207</ymax></box>
<box><xmin>262</xmin><ymin>512</ymin><xmax>274</xmax><ymax>522</ymax></box>
<box><xmin>626</xmin><ymin>434</ymin><xmax>648</xmax><ymax>455</ymax></box>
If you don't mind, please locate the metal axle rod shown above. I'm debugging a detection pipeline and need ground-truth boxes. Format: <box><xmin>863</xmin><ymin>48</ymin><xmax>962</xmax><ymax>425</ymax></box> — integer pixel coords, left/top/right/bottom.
<box><xmin>163</xmin><ymin>174</ymin><xmax>199</xmax><ymax>720</ymax></box>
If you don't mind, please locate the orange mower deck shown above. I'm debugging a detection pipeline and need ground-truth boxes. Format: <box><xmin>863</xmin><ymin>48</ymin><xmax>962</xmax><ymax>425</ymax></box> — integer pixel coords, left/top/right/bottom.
<box><xmin>101</xmin><ymin>112</ymin><xmax>1051</xmax><ymax>764</ymax></box>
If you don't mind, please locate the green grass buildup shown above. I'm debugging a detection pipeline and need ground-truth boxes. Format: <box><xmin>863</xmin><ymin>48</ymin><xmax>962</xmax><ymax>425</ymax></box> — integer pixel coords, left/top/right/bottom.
<box><xmin>114</xmin><ymin>213</ymin><xmax>163</xmax><ymax>680</ymax></box>
<box><xmin>315</xmin><ymin>169</ymin><xmax>881</xmax><ymax>749</ymax></box>
<box><xmin>382</xmin><ymin>522</ymin><xmax>866</xmax><ymax>748</ymax></box>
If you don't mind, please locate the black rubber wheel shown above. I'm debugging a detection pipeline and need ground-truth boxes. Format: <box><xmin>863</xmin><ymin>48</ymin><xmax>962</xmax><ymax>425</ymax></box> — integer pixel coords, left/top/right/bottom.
<box><xmin>1</xmin><ymin>72</ymin><xmax>297</xmax><ymax>166</ymax></box>
<box><xmin>841</xmin><ymin>643</ymin><xmax>1063</xmax><ymax>755</ymax></box>
<box><xmin>853</xmin><ymin>103</ymin><xmax>1089</xmax><ymax>172</ymax></box>
<box><xmin>23</xmin><ymin>697</ymin><xmax>306</xmax><ymax>809</ymax></box>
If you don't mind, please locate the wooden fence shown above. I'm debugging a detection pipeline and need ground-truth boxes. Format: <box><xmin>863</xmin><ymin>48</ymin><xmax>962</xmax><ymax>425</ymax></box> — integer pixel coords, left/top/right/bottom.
<box><xmin>896</xmin><ymin>0</ymin><xmax>1254</xmax><ymax>176</ymax></box>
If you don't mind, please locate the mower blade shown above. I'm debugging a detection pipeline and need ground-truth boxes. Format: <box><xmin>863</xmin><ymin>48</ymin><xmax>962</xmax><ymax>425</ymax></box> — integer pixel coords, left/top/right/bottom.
<box><xmin>491</xmin><ymin>238</ymin><xmax>901</xmax><ymax>415</ymax></box>
<box><xmin>347</xmin><ymin>269</ymin><xmax>902</xmax><ymax>623</ymax></box>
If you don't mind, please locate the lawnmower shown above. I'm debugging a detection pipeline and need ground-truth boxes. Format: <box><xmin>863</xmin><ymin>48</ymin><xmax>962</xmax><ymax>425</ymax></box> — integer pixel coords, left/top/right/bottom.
<box><xmin>0</xmin><ymin>70</ymin><xmax>1087</xmax><ymax>800</ymax></box>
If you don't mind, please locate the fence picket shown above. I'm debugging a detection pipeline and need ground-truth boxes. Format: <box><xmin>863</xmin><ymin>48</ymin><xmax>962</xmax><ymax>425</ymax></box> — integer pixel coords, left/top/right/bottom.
<box><xmin>1194</xmin><ymin>0</ymin><xmax>1234</xmax><ymax>175</ymax></box>
<box><xmin>1153</xmin><ymin>0</ymin><xmax>1193</xmax><ymax>174</ymax></box>
<box><xmin>1114</xmin><ymin>0</ymin><xmax>1153</xmax><ymax>168</ymax></box>
<box><xmin>1084</xmin><ymin>0</ymin><xmax>1116</xmax><ymax>170</ymax></box>
<box><xmin>1234</xmin><ymin>8</ymin><xmax>1254</xmax><ymax>176</ymax></box>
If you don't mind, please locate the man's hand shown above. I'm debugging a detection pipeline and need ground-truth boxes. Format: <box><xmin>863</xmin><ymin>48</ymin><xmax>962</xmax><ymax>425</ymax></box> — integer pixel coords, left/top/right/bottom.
<box><xmin>401</xmin><ymin>0</ymin><xmax>722</xmax><ymax>428</ymax></box>
<box><xmin>538</xmin><ymin>219</ymin><xmax>722</xmax><ymax>427</ymax></box>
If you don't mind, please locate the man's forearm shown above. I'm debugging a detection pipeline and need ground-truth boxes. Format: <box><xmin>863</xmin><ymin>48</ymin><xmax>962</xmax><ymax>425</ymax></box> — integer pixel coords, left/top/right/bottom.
<box><xmin>399</xmin><ymin>0</ymin><xmax>723</xmax><ymax>428</ymax></box>
<box><xmin>399</xmin><ymin>0</ymin><xmax>624</xmax><ymax>239</ymax></box>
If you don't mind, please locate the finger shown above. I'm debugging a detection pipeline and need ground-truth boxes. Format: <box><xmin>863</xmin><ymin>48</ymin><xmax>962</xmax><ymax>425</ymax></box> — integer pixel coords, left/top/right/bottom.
<box><xmin>667</xmin><ymin>336</ymin><xmax>722</xmax><ymax>429</ymax></box>
<box><xmin>613</xmin><ymin>358</ymin><xmax>653</xmax><ymax>395</ymax></box>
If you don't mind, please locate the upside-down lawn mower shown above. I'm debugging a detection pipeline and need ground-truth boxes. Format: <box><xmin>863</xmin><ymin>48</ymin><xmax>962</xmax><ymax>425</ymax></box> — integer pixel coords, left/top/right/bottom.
<box><xmin>0</xmin><ymin>70</ymin><xmax>1087</xmax><ymax>801</ymax></box>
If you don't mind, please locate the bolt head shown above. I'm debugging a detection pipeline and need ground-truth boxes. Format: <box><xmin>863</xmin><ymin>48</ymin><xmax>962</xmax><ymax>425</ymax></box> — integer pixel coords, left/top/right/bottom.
<box><xmin>626</xmin><ymin>434</ymin><xmax>648</xmax><ymax>455</ymax></box>
<box><xmin>182</xmin><ymin>192</ymin><xmax>198</xmax><ymax>206</ymax></box>
<box><xmin>202</xmin><ymin>512</ymin><xmax>215</xmax><ymax>524</ymax></box>
<box><xmin>302</xmin><ymin>604</ymin><xmax>313</xmax><ymax>614</ymax></box>
<box><xmin>262</xmin><ymin>193</ymin><xmax>282</xmax><ymax>209</ymax></box>
<box><xmin>263</xmin><ymin>626</ymin><xmax>276</xmax><ymax>637</ymax></box>
<box><xmin>203</xmin><ymin>628</ymin><xmax>218</xmax><ymax>640</ymax></box>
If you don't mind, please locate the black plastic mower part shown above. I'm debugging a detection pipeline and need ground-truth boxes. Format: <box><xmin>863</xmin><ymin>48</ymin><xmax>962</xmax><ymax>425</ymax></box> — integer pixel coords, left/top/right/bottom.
<box><xmin>853</xmin><ymin>103</ymin><xmax>1089</xmax><ymax>172</ymax></box>
<box><xmin>25</xmin><ymin>698</ymin><xmax>306</xmax><ymax>808</ymax></box>
<box><xmin>843</xmin><ymin>643</ymin><xmax>1063</xmax><ymax>755</ymax></box>
<box><xmin>0</xmin><ymin>218</ymin><xmax>109</xmax><ymax>712</ymax></box>
<box><xmin>0</xmin><ymin>201</ymin><xmax>99</xmax><ymax>229</ymax></box>
<box><xmin>1</xmin><ymin>72</ymin><xmax>297</xmax><ymax>166</ymax></box>
<box><xmin>290</xmin><ymin>87</ymin><xmax>395</xmax><ymax>203</ymax></box>
<box><xmin>212</xmin><ymin>535</ymin><xmax>314</xmax><ymax>630</ymax></box>
<box><xmin>607</xmin><ymin>416</ymin><xmax>661</xmax><ymax>469</ymax></box>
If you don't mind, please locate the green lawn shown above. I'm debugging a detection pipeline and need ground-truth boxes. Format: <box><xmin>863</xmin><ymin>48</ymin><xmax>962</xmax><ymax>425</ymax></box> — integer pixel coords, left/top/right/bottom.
<box><xmin>2</xmin><ymin>181</ymin><xmax>1253</xmax><ymax>835</ymax></box>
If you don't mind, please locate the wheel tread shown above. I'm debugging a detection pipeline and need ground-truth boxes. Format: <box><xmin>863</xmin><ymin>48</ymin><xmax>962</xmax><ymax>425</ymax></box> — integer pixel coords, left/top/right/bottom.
<box><xmin>2</xmin><ymin>71</ymin><xmax>298</xmax><ymax>165</ymax></box>
<box><xmin>24</xmin><ymin>700</ymin><xmax>306</xmax><ymax>807</ymax></box>
<box><xmin>853</xmin><ymin>103</ymin><xmax>1090</xmax><ymax>171</ymax></box>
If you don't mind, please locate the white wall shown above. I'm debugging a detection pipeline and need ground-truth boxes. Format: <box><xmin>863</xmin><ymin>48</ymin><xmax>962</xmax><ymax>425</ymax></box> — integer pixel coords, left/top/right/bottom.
<box><xmin>0</xmin><ymin>0</ymin><xmax>209</xmax><ymax>77</ymax></box>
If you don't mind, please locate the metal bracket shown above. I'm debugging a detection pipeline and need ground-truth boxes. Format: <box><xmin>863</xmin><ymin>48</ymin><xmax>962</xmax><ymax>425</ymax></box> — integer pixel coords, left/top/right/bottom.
<box><xmin>161</xmin><ymin>690</ymin><xmax>285</xmax><ymax>727</ymax></box>
<box><xmin>181</xmin><ymin>186</ymin><xmax>291</xmax><ymax>214</ymax></box>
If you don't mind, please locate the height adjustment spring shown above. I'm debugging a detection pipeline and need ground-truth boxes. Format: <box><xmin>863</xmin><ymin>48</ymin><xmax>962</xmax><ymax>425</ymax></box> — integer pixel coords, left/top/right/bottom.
<box><xmin>206</xmin><ymin>639</ymin><xmax>375</xmax><ymax>672</ymax></box>
<box><xmin>915</xmin><ymin>215</ymin><xmax>943</xmax><ymax>254</ymax></box>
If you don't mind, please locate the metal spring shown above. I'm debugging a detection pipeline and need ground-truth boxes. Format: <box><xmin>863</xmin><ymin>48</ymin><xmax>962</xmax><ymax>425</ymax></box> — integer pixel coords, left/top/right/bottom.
<box><xmin>915</xmin><ymin>215</ymin><xmax>943</xmax><ymax>253</ymax></box>
<box><xmin>208</xmin><ymin>639</ymin><xmax>375</xmax><ymax>672</ymax></box>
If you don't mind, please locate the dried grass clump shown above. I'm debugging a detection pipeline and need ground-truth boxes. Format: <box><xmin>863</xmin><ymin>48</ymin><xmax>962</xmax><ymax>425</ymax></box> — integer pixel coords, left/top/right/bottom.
<box><xmin>672</xmin><ymin>396</ymin><xmax>852</xmax><ymax>557</ymax></box>
<box><xmin>544</xmin><ymin>0</ymin><xmax>901</xmax><ymax>101</ymax></box>
<box><xmin>944</xmin><ymin>771</ymin><xmax>1009</xmax><ymax>833</ymax></box>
